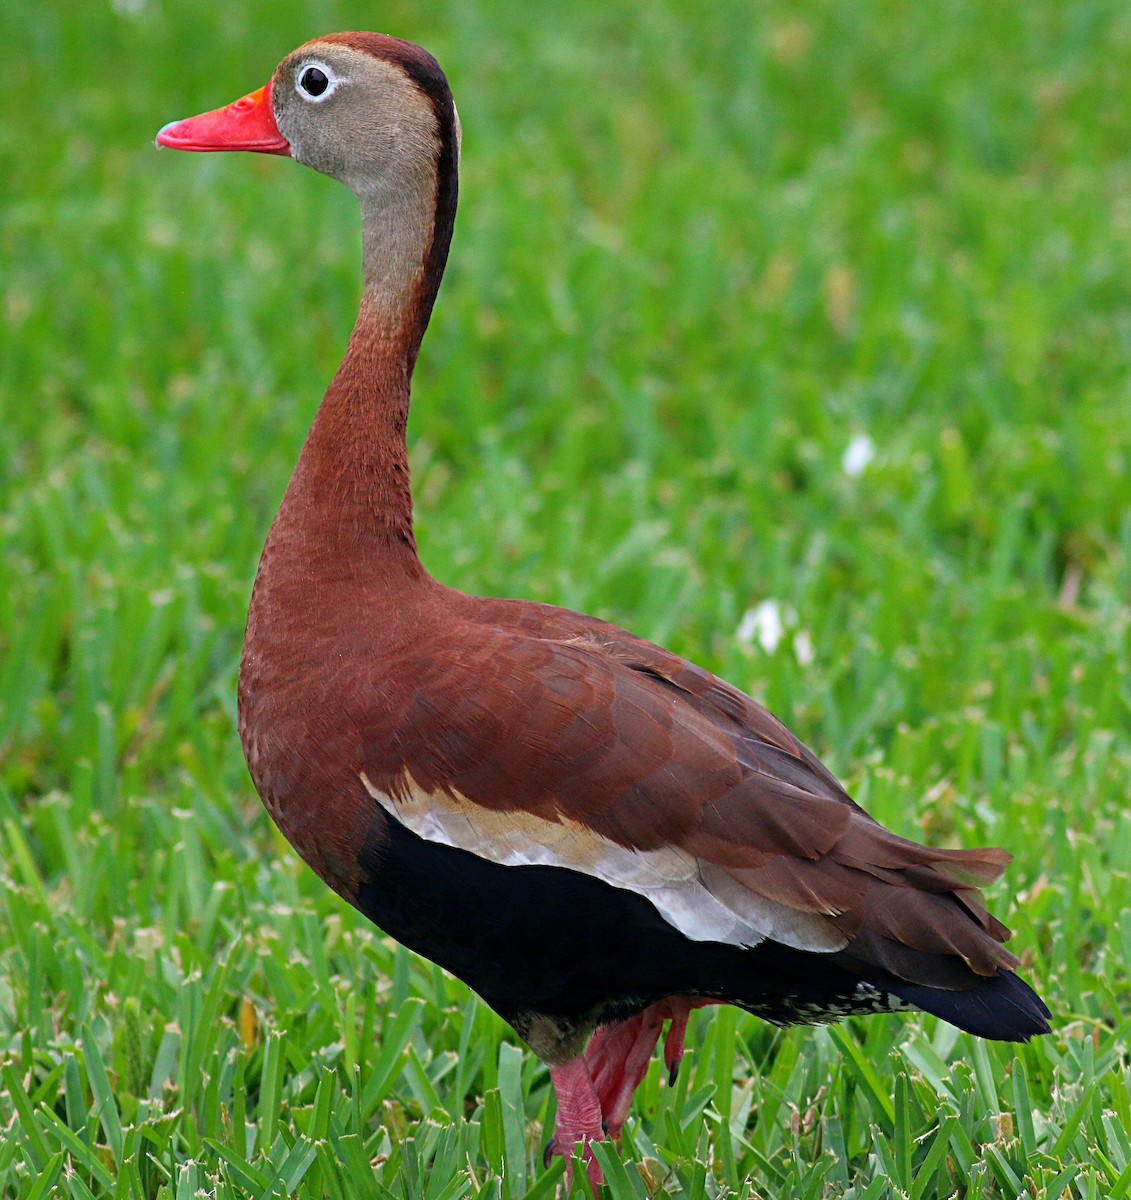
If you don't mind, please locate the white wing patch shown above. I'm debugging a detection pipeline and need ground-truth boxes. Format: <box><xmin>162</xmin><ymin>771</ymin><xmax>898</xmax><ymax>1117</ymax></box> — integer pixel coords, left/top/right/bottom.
<box><xmin>360</xmin><ymin>773</ymin><xmax>847</xmax><ymax>954</ymax></box>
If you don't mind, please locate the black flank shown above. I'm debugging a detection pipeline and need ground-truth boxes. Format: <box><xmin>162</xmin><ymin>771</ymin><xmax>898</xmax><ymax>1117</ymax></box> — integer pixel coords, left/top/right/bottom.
<box><xmin>358</xmin><ymin>812</ymin><xmax>1050</xmax><ymax>1042</ymax></box>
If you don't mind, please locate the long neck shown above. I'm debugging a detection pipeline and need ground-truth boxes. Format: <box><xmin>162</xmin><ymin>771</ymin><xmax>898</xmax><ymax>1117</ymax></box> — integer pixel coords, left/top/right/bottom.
<box><xmin>273</xmin><ymin>111</ymin><xmax>458</xmax><ymax>583</ymax></box>
<box><xmin>292</xmin><ymin>290</ymin><xmax>419</xmax><ymax>559</ymax></box>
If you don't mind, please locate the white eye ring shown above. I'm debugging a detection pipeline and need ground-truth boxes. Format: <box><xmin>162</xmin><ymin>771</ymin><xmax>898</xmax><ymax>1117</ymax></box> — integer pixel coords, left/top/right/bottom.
<box><xmin>295</xmin><ymin>60</ymin><xmax>343</xmax><ymax>102</ymax></box>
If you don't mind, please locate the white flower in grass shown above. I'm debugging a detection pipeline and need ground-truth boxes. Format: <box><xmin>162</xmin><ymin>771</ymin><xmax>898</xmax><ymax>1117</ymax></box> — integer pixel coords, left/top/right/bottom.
<box><xmin>737</xmin><ymin>600</ymin><xmax>786</xmax><ymax>653</ymax></box>
<box><xmin>737</xmin><ymin>599</ymin><xmax>815</xmax><ymax>665</ymax></box>
<box><xmin>794</xmin><ymin>628</ymin><xmax>815</xmax><ymax>665</ymax></box>
<box><xmin>842</xmin><ymin>433</ymin><xmax>875</xmax><ymax>477</ymax></box>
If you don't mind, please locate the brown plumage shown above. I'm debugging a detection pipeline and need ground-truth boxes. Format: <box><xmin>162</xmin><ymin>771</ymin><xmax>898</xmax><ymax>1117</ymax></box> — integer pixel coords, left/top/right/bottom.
<box><xmin>157</xmin><ymin>31</ymin><xmax>1049</xmax><ymax>1186</ymax></box>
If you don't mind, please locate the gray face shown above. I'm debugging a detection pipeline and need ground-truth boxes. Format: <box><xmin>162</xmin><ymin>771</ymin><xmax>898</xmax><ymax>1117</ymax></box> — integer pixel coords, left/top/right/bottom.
<box><xmin>270</xmin><ymin>43</ymin><xmax>440</xmax><ymax>200</ymax></box>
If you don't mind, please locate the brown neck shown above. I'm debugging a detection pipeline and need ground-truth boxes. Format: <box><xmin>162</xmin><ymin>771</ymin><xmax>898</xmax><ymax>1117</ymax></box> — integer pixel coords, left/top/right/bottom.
<box><xmin>286</xmin><ymin>294</ymin><xmax>419</xmax><ymax>562</ymax></box>
<box><xmin>272</xmin><ymin>67</ymin><xmax>459</xmax><ymax>585</ymax></box>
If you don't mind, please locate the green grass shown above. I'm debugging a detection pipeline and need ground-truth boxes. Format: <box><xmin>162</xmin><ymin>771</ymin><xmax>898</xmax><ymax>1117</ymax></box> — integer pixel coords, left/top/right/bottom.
<box><xmin>3</xmin><ymin>0</ymin><xmax>1131</xmax><ymax>1195</ymax></box>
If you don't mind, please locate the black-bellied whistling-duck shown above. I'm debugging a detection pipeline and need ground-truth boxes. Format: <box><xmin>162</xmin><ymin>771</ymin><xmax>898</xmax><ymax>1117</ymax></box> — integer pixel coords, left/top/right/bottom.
<box><xmin>157</xmin><ymin>32</ymin><xmax>1049</xmax><ymax>1185</ymax></box>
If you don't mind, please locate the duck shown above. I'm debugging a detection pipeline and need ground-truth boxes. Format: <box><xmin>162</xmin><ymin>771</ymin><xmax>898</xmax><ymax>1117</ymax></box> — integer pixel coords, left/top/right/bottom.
<box><xmin>156</xmin><ymin>31</ymin><xmax>1050</xmax><ymax>1185</ymax></box>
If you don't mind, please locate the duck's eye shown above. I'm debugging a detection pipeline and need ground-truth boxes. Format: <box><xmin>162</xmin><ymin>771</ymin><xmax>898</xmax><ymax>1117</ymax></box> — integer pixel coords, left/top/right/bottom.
<box><xmin>298</xmin><ymin>66</ymin><xmax>330</xmax><ymax>98</ymax></box>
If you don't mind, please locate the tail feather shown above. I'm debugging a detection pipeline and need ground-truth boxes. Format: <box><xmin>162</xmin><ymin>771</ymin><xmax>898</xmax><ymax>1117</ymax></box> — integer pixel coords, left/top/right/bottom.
<box><xmin>885</xmin><ymin>970</ymin><xmax>1051</xmax><ymax>1042</ymax></box>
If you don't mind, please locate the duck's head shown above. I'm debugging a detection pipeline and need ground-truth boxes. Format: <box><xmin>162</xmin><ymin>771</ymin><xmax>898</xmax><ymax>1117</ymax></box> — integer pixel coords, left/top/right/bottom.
<box><xmin>158</xmin><ymin>33</ymin><xmax>460</xmax><ymax>331</ymax></box>
<box><xmin>157</xmin><ymin>33</ymin><xmax>459</xmax><ymax>203</ymax></box>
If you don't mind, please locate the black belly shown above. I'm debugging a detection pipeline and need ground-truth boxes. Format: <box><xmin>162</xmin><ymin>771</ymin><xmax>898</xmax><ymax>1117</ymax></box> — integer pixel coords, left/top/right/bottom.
<box><xmin>354</xmin><ymin>812</ymin><xmax>889</xmax><ymax>1030</ymax></box>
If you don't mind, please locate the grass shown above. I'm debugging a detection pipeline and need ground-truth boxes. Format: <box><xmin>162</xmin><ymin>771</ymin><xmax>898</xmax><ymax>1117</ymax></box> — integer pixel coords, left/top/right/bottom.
<box><xmin>2</xmin><ymin>0</ymin><xmax>1131</xmax><ymax>1195</ymax></box>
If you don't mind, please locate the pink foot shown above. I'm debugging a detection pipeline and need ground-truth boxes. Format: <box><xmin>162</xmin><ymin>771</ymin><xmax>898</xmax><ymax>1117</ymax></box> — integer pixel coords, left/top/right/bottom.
<box><xmin>585</xmin><ymin>998</ymin><xmax>718</xmax><ymax>1139</ymax></box>
<box><xmin>585</xmin><ymin>1010</ymin><xmax>664</xmax><ymax>1139</ymax></box>
<box><xmin>544</xmin><ymin>999</ymin><xmax>719</xmax><ymax>1184</ymax></box>
<box><xmin>658</xmin><ymin>996</ymin><xmax>715</xmax><ymax>1085</ymax></box>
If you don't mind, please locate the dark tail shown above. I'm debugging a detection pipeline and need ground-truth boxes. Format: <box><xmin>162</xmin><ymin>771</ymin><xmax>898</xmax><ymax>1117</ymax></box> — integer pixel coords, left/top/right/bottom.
<box><xmin>886</xmin><ymin>970</ymin><xmax>1051</xmax><ymax>1041</ymax></box>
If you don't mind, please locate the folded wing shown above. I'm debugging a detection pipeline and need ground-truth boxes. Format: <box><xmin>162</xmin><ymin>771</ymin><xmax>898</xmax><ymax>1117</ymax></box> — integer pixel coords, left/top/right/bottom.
<box><xmin>360</xmin><ymin>602</ymin><xmax>1017</xmax><ymax>990</ymax></box>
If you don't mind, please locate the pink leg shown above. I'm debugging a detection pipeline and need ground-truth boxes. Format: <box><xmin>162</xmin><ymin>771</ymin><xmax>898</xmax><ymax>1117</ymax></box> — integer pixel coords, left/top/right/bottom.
<box><xmin>583</xmin><ymin>998</ymin><xmax>719</xmax><ymax>1140</ymax></box>
<box><xmin>585</xmin><ymin>1010</ymin><xmax>665</xmax><ymax>1139</ymax></box>
<box><xmin>547</xmin><ymin>1057</ymin><xmax>606</xmax><ymax>1187</ymax></box>
<box><xmin>543</xmin><ymin>999</ymin><xmax>720</xmax><ymax>1182</ymax></box>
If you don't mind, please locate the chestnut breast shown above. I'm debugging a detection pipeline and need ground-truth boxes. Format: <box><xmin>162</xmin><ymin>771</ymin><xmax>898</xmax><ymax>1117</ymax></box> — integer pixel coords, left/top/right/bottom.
<box><xmin>237</xmin><ymin>523</ymin><xmax>434</xmax><ymax>897</ymax></box>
